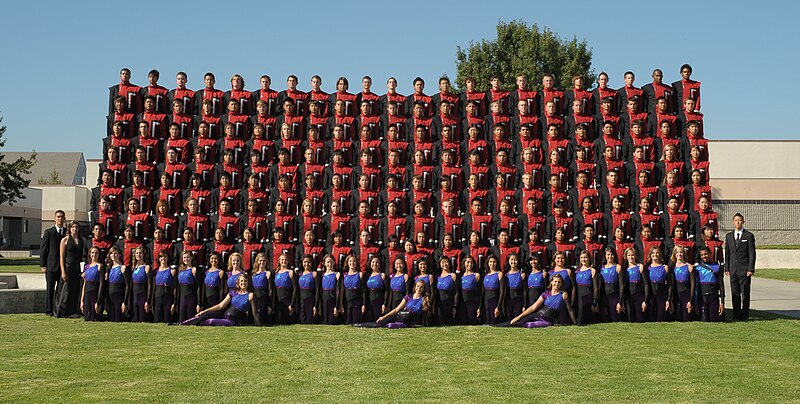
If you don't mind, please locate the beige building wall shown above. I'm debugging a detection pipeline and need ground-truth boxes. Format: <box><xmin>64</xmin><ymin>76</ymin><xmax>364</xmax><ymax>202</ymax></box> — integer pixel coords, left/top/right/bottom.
<box><xmin>0</xmin><ymin>187</ymin><xmax>43</xmax><ymax>249</ymax></box>
<box><xmin>86</xmin><ymin>159</ymin><xmax>101</xmax><ymax>188</ymax></box>
<box><xmin>32</xmin><ymin>185</ymin><xmax>92</xmax><ymax>227</ymax></box>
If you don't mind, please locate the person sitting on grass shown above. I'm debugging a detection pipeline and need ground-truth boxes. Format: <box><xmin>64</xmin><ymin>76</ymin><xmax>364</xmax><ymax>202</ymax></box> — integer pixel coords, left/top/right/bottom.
<box><xmin>496</xmin><ymin>274</ymin><xmax>576</xmax><ymax>328</ymax></box>
<box><xmin>354</xmin><ymin>280</ymin><xmax>431</xmax><ymax>328</ymax></box>
<box><xmin>180</xmin><ymin>274</ymin><xmax>259</xmax><ymax>326</ymax></box>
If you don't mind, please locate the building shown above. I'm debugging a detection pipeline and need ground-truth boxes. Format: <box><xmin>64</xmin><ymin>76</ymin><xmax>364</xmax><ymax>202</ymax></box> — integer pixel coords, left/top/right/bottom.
<box><xmin>0</xmin><ymin>152</ymin><xmax>89</xmax><ymax>249</ymax></box>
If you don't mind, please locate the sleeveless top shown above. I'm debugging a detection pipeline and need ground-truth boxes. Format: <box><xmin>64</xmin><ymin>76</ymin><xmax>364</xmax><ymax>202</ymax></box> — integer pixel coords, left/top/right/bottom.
<box><xmin>109</xmin><ymin>265</ymin><xmax>125</xmax><ymax>284</ymax></box>
<box><xmin>132</xmin><ymin>265</ymin><xmax>148</xmax><ymax>284</ymax></box>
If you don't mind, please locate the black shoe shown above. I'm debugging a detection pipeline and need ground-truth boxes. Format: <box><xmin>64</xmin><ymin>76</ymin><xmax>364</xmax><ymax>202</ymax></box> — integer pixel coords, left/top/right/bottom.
<box><xmin>45</xmin><ymin>312</ymin><xmax>54</xmax><ymax>317</ymax></box>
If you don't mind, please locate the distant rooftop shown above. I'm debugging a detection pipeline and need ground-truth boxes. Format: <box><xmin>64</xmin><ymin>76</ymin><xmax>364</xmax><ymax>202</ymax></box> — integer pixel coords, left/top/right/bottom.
<box><xmin>2</xmin><ymin>152</ymin><xmax>86</xmax><ymax>186</ymax></box>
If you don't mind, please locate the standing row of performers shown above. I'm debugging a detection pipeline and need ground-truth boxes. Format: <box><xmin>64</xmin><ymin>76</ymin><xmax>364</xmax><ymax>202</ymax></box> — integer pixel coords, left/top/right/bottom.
<box><xmin>76</xmin><ymin>229</ymin><xmax>725</xmax><ymax>326</ymax></box>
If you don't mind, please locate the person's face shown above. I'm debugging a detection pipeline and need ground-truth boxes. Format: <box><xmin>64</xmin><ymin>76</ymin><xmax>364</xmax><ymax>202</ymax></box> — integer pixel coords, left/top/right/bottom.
<box><xmin>603</xmin><ymin>124</ymin><xmax>614</xmax><ymax>136</ymax></box>
<box><xmin>311</xmin><ymin>76</ymin><xmax>322</xmax><ymax>90</ymax></box>
<box><xmin>347</xmin><ymin>256</ymin><xmax>357</xmax><ymax>270</ymax></box>
<box><xmin>516</xmin><ymin>76</ymin><xmax>527</xmax><ymax>89</ymax></box>
<box><xmin>387</xmin><ymin>78</ymin><xmax>397</xmax><ymax>91</ymax></box>
<box><xmin>231</xmin><ymin>255</ymin><xmax>242</xmax><ymax>269</ymax></box>
<box><xmin>360</xmin><ymin>231</ymin><xmax>370</xmax><ymax>245</ymax></box>
<box><xmin>183</xmin><ymin>230</ymin><xmax>194</xmax><ymax>242</ymax></box>
<box><xmin>128</xmin><ymin>200</ymin><xmax>139</xmax><ymax>213</ymax></box>
<box><xmin>471</xmin><ymin>200</ymin><xmax>482</xmax><ymax>214</ymax></box>
<box><xmin>358</xmin><ymin>203</ymin><xmax>369</xmax><ymax>216</ymax></box>
<box><xmin>69</xmin><ymin>223</ymin><xmax>79</xmax><ymax>236</ymax></box>
<box><xmin>668</xmin><ymin>198</ymin><xmax>678</xmax><ymax>212</ymax></box>
<box><xmin>413</xmin><ymin>80</ymin><xmax>424</xmax><ymax>94</ymax></box>
<box><xmin>256</xmin><ymin>256</ymin><xmax>266</xmax><ymax>270</ymax></box>
<box><xmin>487</xmin><ymin>258</ymin><xmax>497</xmax><ymax>271</ymax></box>
<box><xmin>698</xmin><ymin>198</ymin><xmax>710</xmax><ymax>211</ymax></box>
<box><xmin>144</xmin><ymin>98</ymin><xmax>155</xmax><ymax>111</ymax></box>
<box><xmin>580</xmin><ymin>253</ymin><xmax>590</xmax><ymax>267</ymax></box>
<box><xmin>114</xmin><ymin>100</ymin><xmax>125</xmax><ymax>113</ymax></box>
<box><xmin>237</xmin><ymin>276</ymin><xmax>248</xmax><ymax>290</ymax></box>
<box><xmin>362</xmin><ymin>77</ymin><xmax>372</xmax><ymax>90</ymax></box>
<box><xmin>336</xmin><ymin>79</ymin><xmax>347</xmax><ymax>92</ymax></box>
<box><xmin>146</xmin><ymin>72</ymin><xmax>159</xmax><ymax>85</ymax></box>
<box><xmin>681</xmin><ymin>67</ymin><xmax>692</xmax><ymax>80</ymax></box>
<box><xmin>633</xmin><ymin>148</ymin><xmax>643</xmax><ymax>161</ymax></box>
<box><xmin>303</xmin><ymin>258</ymin><xmax>313</xmax><ymax>271</ymax></box>
<box><xmin>204</xmin><ymin>75</ymin><xmax>215</xmax><ymax>89</ymax></box>
<box><xmin>443</xmin><ymin>235</ymin><xmax>453</xmax><ymax>248</ymax></box>
<box><xmin>414</xmin><ymin>281</ymin><xmax>425</xmax><ymax>295</ymax></box>
<box><xmin>640</xmin><ymin>198</ymin><xmax>650</xmax><ymax>212</ymax></box>
<box><xmin>666</xmin><ymin>173</ymin><xmax>677</xmax><ymax>186</ymax></box>
<box><xmin>209</xmin><ymin>254</ymin><xmax>219</xmax><ymax>267</ymax></box>
<box><xmin>626</xmin><ymin>250</ymin><xmax>637</xmax><ymax>264</ymax></box>
<box><xmin>685</xmin><ymin>99</ymin><xmax>695</xmax><ymax>112</ymax></box>
<box><xmin>642</xmin><ymin>227</ymin><xmax>652</xmax><ymax>240</ymax></box>
<box><xmin>182</xmin><ymin>252</ymin><xmax>193</xmax><ymax>266</ymax></box>
<box><xmin>167</xmin><ymin>149</ymin><xmax>177</xmax><ymax>163</ymax></box>
<box><xmin>120</xmin><ymin>70</ymin><xmax>131</xmax><ymax>83</ymax></box>
<box><xmin>330</xmin><ymin>201</ymin><xmax>340</xmax><ymax>214</ymax></box>
<box><xmin>93</xmin><ymin>225</ymin><xmax>103</xmax><ymax>238</ymax></box>
<box><xmin>470</xmin><ymin>232</ymin><xmax>479</xmax><ymax>245</ymax></box>
<box><xmin>733</xmin><ymin>215</ymin><xmax>744</xmax><ymax>230</ymax></box>
<box><xmin>598</xmin><ymin>74</ymin><xmax>610</xmax><ymax>88</ymax></box>
<box><xmin>573</xmin><ymin>77</ymin><xmax>583</xmax><ymax>89</ymax></box>
<box><xmin>526</xmin><ymin>199</ymin><xmax>536</xmax><ymax>213</ymax></box>
<box><xmin>624</xmin><ymin>73</ymin><xmax>634</xmax><ymax>86</ymax></box>
<box><xmin>232</xmin><ymin>77</ymin><xmax>243</xmax><ymax>90</ymax></box>
<box><xmin>102</xmin><ymin>172</ymin><xmax>112</xmax><ymax>185</ymax></box>
<box><xmin>555</xmin><ymin>254</ymin><xmax>565</xmax><ymax>266</ymax></box>
<box><xmin>499</xmin><ymin>232</ymin><xmax>508</xmax><ymax>244</ymax></box>
<box><xmin>692</xmin><ymin>171</ymin><xmax>702</xmax><ymax>184</ymax></box>
<box><xmin>545</xmin><ymin>102</ymin><xmax>556</xmax><ymax>115</ymax></box>
<box><xmin>675</xmin><ymin>227</ymin><xmax>685</xmax><ymax>239</ymax></box>
<box><xmin>608</xmin><ymin>172</ymin><xmax>618</xmax><ymax>186</ymax></box>
<box><xmin>542</xmin><ymin>76</ymin><xmax>553</xmax><ymax>90</ymax></box>
<box><xmin>584</xmin><ymin>226</ymin><xmax>594</xmax><ymax>240</ymax></box>
<box><xmin>413</xmin><ymin>104</ymin><xmax>424</xmax><ymax>117</ymax></box>
<box><xmin>547</xmin><ymin>125</ymin><xmax>558</xmax><ymax>138</ymax></box>
<box><xmin>699</xmin><ymin>249</ymin><xmax>710</xmax><ymax>262</ymax></box>
<box><xmin>612</xmin><ymin>197</ymin><xmax>622</xmax><ymax>211</ymax></box>
<box><xmin>260</xmin><ymin>76</ymin><xmax>270</xmax><ymax>90</ymax></box>
<box><xmin>304</xmin><ymin>231</ymin><xmax>314</xmax><ymax>244</ymax></box>
<box><xmin>287</xmin><ymin>77</ymin><xmax>298</xmax><ymax>90</ymax></box>
<box><xmin>627</xmin><ymin>100</ymin><xmax>637</xmax><ymax>112</ymax></box>
<box><xmin>325</xmin><ymin>257</ymin><xmax>335</xmax><ymax>270</ymax></box>
<box><xmin>215</xmin><ymin>229</ymin><xmax>226</xmax><ymax>241</ymax></box>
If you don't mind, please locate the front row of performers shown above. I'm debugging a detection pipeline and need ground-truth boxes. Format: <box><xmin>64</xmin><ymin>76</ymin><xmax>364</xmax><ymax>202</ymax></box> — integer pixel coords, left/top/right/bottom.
<box><xmin>79</xmin><ymin>244</ymin><xmax>725</xmax><ymax>328</ymax></box>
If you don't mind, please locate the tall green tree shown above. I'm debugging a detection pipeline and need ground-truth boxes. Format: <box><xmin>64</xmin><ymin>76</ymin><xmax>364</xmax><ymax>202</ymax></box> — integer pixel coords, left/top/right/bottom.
<box><xmin>0</xmin><ymin>113</ymin><xmax>36</xmax><ymax>206</ymax></box>
<box><xmin>455</xmin><ymin>20</ymin><xmax>594</xmax><ymax>91</ymax></box>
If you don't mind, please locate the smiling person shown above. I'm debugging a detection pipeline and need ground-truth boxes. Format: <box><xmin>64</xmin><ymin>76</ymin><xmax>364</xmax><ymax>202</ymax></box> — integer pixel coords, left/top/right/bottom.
<box><xmin>354</xmin><ymin>280</ymin><xmax>431</xmax><ymax>328</ymax></box>
<box><xmin>496</xmin><ymin>273</ymin><xmax>576</xmax><ymax>328</ymax></box>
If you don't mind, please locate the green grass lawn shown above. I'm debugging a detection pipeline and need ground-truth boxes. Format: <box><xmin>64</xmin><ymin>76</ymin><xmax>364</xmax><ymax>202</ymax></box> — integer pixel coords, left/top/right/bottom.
<box><xmin>755</xmin><ymin>268</ymin><xmax>800</xmax><ymax>283</ymax></box>
<box><xmin>0</xmin><ymin>257</ymin><xmax>39</xmax><ymax>273</ymax></box>
<box><xmin>1</xmin><ymin>315</ymin><xmax>798</xmax><ymax>402</ymax></box>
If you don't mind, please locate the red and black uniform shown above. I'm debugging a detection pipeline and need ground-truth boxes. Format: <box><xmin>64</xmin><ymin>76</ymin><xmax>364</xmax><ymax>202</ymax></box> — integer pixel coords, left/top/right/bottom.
<box><xmin>94</xmin><ymin>208</ymin><xmax>121</xmax><ymax>239</ymax></box>
<box><xmin>218</xmin><ymin>186</ymin><xmax>243</xmax><ymax>215</ymax></box>
<box><xmin>104</xmin><ymin>135</ymin><xmax>134</xmax><ymax>163</ymax></box>
<box><xmin>222</xmin><ymin>112</ymin><xmax>252</xmax><ymax>140</ymax></box>
<box><xmin>538</xmin><ymin>89</ymin><xmax>565</xmax><ymax>117</ymax></box>
<box><xmin>107</xmin><ymin>110</ymin><xmax>137</xmax><ymax>138</ymax></box>
<box><xmin>642</xmin><ymin>81</ymin><xmax>674</xmax><ymax>115</ymax></box>
<box><xmin>510</xmin><ymin>88</ymin><xmax>538</xmax><ymax>117</ymax></box>
<box><xmin>277</xmin><ymin>111</ymin><xmax>307</xmax><ymax>140</ymax></box>
<box><xmin>138</xmin><ymin>110</ymin><xmax>169</xmax><ymax>140</ymax></box>
<box><xmin>177</xmin><ymin>239</ymin><xmax>208</xmax><ymax>268</ymax></box>
<box><xmin>149</xmin><ymin>238</ymin><xmax>174</xmax><ymax>268</ymax></box>
<box><xmin>155</xmin><ymin>212</ymin><xmax>180</xmax><ymax>243</ymax></box>
<box><xmin>211</xmin><ymin>239</ymin><xmax>238</xmax><ymax>268</ymax></box>
<box><xmin>246</xmin><ymin>212</ymin><xmax>270</xmax><ymax>243</ymax></box>
<box><xmin>672</xmin><ymin>79</ymin><xmax>701</xmax><ymax>112</ymax></box>
<box><xmin>157</xmin><ymin>185</ymin><xmax>183</xmax><ymax>215</ymax></box>
<box><xmin>182</xmin><ymin>211</ymin><xmax>213</xmax><ymax>242</ymax></box>
<box><xmin>578</xmin><ymin>209</ymin><xmax>609</xmax><ymax>246</ymax></box>
<box><xmin>606</xmin><ymin>210</ymin><xmax>634</xmax><ymax>242</ymax></box>
<box><xmin>618</xmin><ymin>85</ymin><xmax>644</xmax><ymax>114</ymax></box>
<box><xmin>633</xmin><ymin>209</ymin><xmax>665</xmax><ymax>241</ymax></box>
<box><xmin>566</xmin><ymin>88</ymin><xmax>595</xmax><ymax>117</ymax></box>
<box><xmin>405</xmin><ymin>93</ymin><xmax>434</xmax><ymax>118</ymax></box>
<box><xmin>172</xmin><ymin>111</ymin><xmax>195</xmax><ymax>140</ymax></box>
<box><xmin>91</xmin><ymin>185</ymin><xmax>125</xmax><ymax>213</ymax></box>
<box><xmin>196</xmin><ymin>112</ymin><xmax>223</xmax><ymax>139</ymax></box>
<box><xmin>240</xmin><ymin>240</ymin><xmax>264</xmax><ymax>271</ymax></box>
<box><xmin>253</xmin><ymin>88</ymin><xmax>280</xmax><ymax>116</ymax></box>
<box><xmin>127</xmin><ymin>184</ymin><xmax>154</xmax><ymax>214</ymax></box>
<box><xmin>109</xmin><ymin>82</ymin><xmax>142</xmax><ymax>115</ymax></box>
<box><xmin>300</xmin><ymin>213</ymin><xmax>327</xmax><ymax>246</ymax></box>
<box><xmin>224</xmin><ymin>89</ymin><xmax>254</xmax><ymax>116</ymax></box>
<box><xmin>165</xmin><ymin>137</ymin><xmax>192</xmax><ymax>164</ymax></box>
<box><xmin>169</xmin><ymin>87</ymin><xmax>196</xmax><ymax>115</ymax></box>
<box><xmin>185</xmin><ymin>187</ymin><xmax>215</xmax><ymax>215</ymax></box>
<box><xmin>380</xmin><ymin>92</ymin><xmax>407</xmax><ymax>117</ymax></box>
<box><xmin>252</xmin><ymin>113</ymin><xmax>279</xmax><ymax>140</ymax></box>
<box><xmin>196</xmin><ymin>87</ymin><xmax>225</xmax><ymax>116</ymax></box>
<box><xmin>330</xmin><ymin>91</ymin><xmax>358</xmax><ymax>117</ymax></box>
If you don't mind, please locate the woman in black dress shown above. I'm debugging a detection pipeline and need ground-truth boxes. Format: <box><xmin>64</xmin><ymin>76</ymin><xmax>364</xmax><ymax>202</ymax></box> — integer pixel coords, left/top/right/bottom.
<box><xmin>58</xmin><ymin>221</ymin><xmax>85</xmax><ymax>317</ymax></box>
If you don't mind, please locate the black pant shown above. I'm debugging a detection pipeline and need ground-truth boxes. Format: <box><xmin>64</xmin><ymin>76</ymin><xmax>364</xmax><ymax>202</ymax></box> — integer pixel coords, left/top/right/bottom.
<box><xmin>730</xmin><ymin>272</ymin><xmax>751</xmax><ymax>320</ymax></box>
<box><xmin>45</xmin><ymin>270</ymin><xmax>60</xmax><ymax>314</ymax></box>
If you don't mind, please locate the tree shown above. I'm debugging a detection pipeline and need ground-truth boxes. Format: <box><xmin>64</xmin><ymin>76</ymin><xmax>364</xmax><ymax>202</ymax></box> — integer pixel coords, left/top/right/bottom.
<box><xmin>38</xmin><ymin>168</ymin><xmax>62</xmax><ymax>185</ymax></box>
<box><xmin>0</xmin><ymin>113</ymin><xmax>36</xmax><ymax>206</ymax></box>
<box><xmin>455</xmin><ymin>20</ymin><xmax>594</xmax><ymax>91</ymax></box>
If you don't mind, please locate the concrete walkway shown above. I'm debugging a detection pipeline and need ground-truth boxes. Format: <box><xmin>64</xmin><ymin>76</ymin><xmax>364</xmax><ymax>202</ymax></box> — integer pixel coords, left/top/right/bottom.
<box><xmin>728</xmin><ymin>276</ymin><xmax>800</xmax><ymax>318</ymax></box>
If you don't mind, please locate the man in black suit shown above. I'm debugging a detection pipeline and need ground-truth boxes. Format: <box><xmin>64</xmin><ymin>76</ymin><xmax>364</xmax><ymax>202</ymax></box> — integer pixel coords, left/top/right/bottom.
<box><xmin>40</xmin><ymin>210</ymin><xmax>67</xmax><ymax>316</ymax></box>
<box><xmin>724</xmin><ymin>213</ymin><xmax>756</xmax><ymax>320</ymax></box>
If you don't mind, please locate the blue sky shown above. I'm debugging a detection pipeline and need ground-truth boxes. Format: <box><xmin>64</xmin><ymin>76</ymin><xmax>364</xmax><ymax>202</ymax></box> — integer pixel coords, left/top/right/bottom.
<box><xmin>0</xmin><ymin>0</ymin><xmax>797</xmax><ymax>158</ymax></box>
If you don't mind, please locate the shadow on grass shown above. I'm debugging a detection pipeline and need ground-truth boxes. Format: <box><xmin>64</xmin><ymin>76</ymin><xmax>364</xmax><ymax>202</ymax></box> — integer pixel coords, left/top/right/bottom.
<box><xmin>0</xmin><ymin>257</ymin><xmax>38</xmax><ymax>266</ymax></box>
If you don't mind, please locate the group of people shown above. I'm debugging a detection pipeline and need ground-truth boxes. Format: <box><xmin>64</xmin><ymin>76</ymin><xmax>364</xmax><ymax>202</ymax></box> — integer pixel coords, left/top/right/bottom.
<box><xmin>38</xmin><ymin>64</ymin><xmax>757</xmax><ymax>327</ymax></box>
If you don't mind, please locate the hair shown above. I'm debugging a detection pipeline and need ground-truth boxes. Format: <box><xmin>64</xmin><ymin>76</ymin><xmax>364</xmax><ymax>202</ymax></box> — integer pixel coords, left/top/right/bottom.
<box><xmin>603</xmin><ymin>247</ymin><xmax>618</xmax><ymax>265</ymax></box>
<box><xmin>412</xmin><ymin>280</ymin><xmax>432</xmax><ymax>313</ymax></box>
<box><xmin>579</xmin><ymin>250</ymin><xmax>593</xmax><ymax>268</ymax></box>
<box><xmin>549</xmin><ymin>273</ymin><xmax>565</xmax><ymax>292</ymax></box>
<box><xmin>132</xmin><ymin>246</ymin><xmax>148</xmax><ymax>268</ymax></box>
<box><xmin>227</xmin><ymin>252</ymin><xmax>243</xmax><ymax>272</ymax></box>
<box><xmin>623</xmin><ymin>247</ymin><xmax>639</xmax><ymax>266</ymax></box>
<box><xmin>179</xmin><ymin>250</ymin><xmax>197</xmax><ymax>270</ymax></box>
<box><xmin>107</xmin><ymin>246</ymin><xmax>123</xmax><ymax>270</ymax></box>
<box><xmin>670</xmin><ymin>245</ymin><xmax>687</xmax><ymax>265</ymax></box>
<box><xmin>733</xmin><ymin>212</ymin><xmax>745</xmax><ymax>221</ymax></box>
<box><xmin>253</xmin><ymin>252</ymin><xmax>269</xmax><ymax>273</ymax></box>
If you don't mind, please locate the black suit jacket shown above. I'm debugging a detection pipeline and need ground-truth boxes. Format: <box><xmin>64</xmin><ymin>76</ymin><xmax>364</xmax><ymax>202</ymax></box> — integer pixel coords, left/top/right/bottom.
<box><xmin>40</xmin><ymin>226</ymin><xmax>65</xmax><ymax>272</ymax></box>
<box><xmin>724</xmin><ymin>229</ymin><xmax>756</xmax><ymax>275</ymax></box>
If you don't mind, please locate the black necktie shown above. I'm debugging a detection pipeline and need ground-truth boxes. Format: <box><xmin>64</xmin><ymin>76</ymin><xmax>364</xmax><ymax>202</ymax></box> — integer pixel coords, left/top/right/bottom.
<box><xmin>736</xmin><ymin>232</ymin><xmax>741</xmax><ymax>242</ymax></box>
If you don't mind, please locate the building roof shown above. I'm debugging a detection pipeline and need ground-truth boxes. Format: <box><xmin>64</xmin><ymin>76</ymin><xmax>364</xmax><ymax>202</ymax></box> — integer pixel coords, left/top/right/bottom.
<box><xmin>1</xmin><ymin>152</ymin><xmax>86</xmax><ymax>186</ymax></box>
